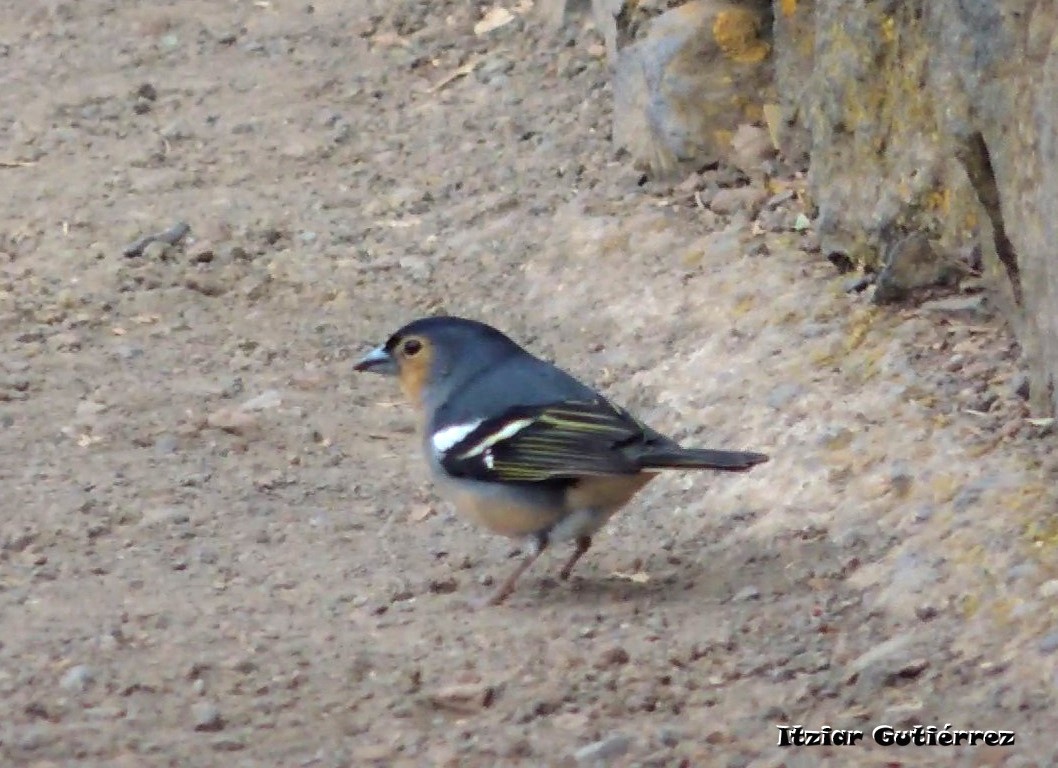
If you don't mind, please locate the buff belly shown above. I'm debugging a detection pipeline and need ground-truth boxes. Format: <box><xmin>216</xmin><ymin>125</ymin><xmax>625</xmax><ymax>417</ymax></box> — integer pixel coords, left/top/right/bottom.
<box><xmin>434</xmin><ymin>472</ymin><xmax>657</xmax><ymax>541</ymax></box>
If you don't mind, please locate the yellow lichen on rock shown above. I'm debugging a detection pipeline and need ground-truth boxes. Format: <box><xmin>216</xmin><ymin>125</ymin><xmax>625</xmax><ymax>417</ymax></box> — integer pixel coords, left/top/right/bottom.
<box><xmin>712</xmin><ymin>9</ymin><xmax>770</xmax><ymax>64</ymax></box>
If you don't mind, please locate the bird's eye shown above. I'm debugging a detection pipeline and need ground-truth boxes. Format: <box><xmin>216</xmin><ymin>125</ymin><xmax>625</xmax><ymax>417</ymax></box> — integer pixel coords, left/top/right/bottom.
<box><xmin>402</xmin><ymin>338</ymin><xmax>422</xmax><ymax>356</ymax></box>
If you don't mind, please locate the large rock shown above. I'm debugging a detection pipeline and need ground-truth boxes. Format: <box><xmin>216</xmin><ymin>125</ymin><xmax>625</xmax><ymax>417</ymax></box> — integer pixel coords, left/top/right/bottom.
<box><xmin>611</xmin><ymin>0</ymin><xmax>775</xmax><ymax>176</ymax></box>
<box><xmin>774</xmin><ymin>0</ymin><xmax>1058</xmax><ymax>414</ymax></box>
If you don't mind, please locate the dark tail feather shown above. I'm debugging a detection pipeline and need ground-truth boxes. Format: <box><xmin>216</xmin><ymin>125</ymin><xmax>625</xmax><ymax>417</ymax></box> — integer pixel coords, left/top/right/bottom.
<box><xmin>638</xmin><ymin>447</ymin><xmax>768</xmax><ymax>472</ymax></box>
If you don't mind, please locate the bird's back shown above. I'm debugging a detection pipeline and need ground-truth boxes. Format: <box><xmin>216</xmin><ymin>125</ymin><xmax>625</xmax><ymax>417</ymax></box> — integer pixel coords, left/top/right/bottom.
<box><xmin>431</xmin><ymin>347</ymin><xmax>599</xmax><ymax>430</ymax></box>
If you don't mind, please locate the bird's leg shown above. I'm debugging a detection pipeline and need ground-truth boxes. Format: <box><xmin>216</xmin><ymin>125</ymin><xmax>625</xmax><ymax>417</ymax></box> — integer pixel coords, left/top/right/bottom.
<box><xmin>558</xmin><ymin>536</ymin><xmax>592</xmax><ymax>581</ymax></box>
<box><xmin>479</xmin><ymin>532</ymin><xmax>549</xmax><ymax>607</ymax></box>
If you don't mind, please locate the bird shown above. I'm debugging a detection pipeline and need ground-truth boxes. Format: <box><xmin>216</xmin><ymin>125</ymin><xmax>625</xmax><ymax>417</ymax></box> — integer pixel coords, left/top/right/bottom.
<box><xmin>355</xmin><ymin>316</ymin><xmax>768</xmax><ymax>606</ymax></box>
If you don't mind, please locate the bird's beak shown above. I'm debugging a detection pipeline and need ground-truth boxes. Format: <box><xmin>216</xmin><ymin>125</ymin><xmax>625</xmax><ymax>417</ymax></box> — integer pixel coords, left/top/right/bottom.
<box><xmin>353</xmin><ymin>345</ymin><xmax>398</xmax><ymax>375</ymax></box>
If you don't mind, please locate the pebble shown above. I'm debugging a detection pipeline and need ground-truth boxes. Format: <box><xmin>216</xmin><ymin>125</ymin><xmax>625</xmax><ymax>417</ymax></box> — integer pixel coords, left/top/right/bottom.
<box><xmin>658</xmin><ymin>726</ymin><xmax>682</xmax><ymax>748</ymax></box>
<box><xmin>1006</xmin><ymin>562</ymin><xmax>1037</xmax><ymax>582</ymax></box>
<box><xmin>1038</xmin><ymin>632</ymin><xmax>1058</xmax><ymax>655</ymax></box>
<box><xmin>160</xmin><ymin>120</ymin><xmax>192</xmax><ymax>140</ymax></box>
<box><xmin>15</xmin><ymin>329</ymin><xmax>44</xmax><ymax>344</ymax></box>
<box><xmin>114</xmin><ymin>344</ymin><xmax>144</xmax><ymax>361</ymax></box>
<box><xmin>211</xmin><ymin>737</ymin><xmax>246</xmax><ymax>752</ymax></box>
<box><xmin>727</xmin><ymin>124</ymin><xmax>774</xmax><ymax>176</ymax></box>
<box><xmin>221</xmin><ymin>244</ymin><xmax>250</xmax><ymax>261</ymax></box>
<box><xmin>60</xmin><ymin>664</ymin><xmax>95</xmax><ymax>692</ymax></box>
<box><xmin>192</xmin><ymin>701</ymin><xmax>225</xmax><ymax>732</ymax></box>
<box><xmin>574</xmin><ymin>733</ymin><xmax>633</xmax><ymax>764</ymax></box>
<box><xmin>188</xmin><ymin>240</ymin><xmax>215</xmax><ymax>263</ymax></box>
<box><xmin>1038</xmin><ymin>580</ymin><xmax>1058</xmax><ymax>599</ymax></box>
<box><xmin>428</xmin><ymin>577</ymin><xmax>458</xmax><ymax>594</ymax></box>
<box><xmin>765</xmin><ymin>382</ymin><xmax>803</xmax><ymax>410</ymax></box>
<box><xmin>76</xmin><ymin>400</ymin><xmax>107</xmax><ymax>418</ymax></box>
<box><xmin>140</xmin><ymin>507</ymin><xmax>190</xmax><ymax>528</ymax></box>
<box><xmin>596</xmin><ymin>646</ymin><xmax>630</xmax><ymax>668</ymax></box>
<box><xmin>919</xmin><ymin>295</ymin><xmax>988</xmax><ymax>318</ymax></box>
<box><xmin>846</xmin><ymin>636</ymin><xmax>917</xmax><ymax>689</ymax></box>
<box><xmin>756</xmin><ymin>207</ymin><xmax>789</xmax><ymax>232</ymax></box>
<box><xmin>844</xmin><ymin>275</ymin><xmax>874</xmax><ymax>293</ymax></box>
<box><xmin>185</xmin><ymin>275</ymin><xmax>228</xmax><ymax>297</ymax></box>
<box><xmin>206</xmin><ymin>407</ymin><xmax>258</xmax><ymax>434</ymax></box>
<box><xmin>399</xmin><ymin>255</ymin><xmax>432</xmax><ymax>281</ymax></box>
<box><xmin>732</xmin><ymin>585</ymin><xmax>761</xmax><ymax>602</ymax></box>
<box><xmin>709</xmin><ymin>186</ymin><xmax>768</xmax><ymax>216</ymax></box>
<box><xmin>154</xmin><ymin>433</ymin><xmax>179</xmax><ymax>455</ymax></box>
<box><xmin>142</xmin><ymin>241</ymin><xmax>174</xmax><ymax>261</ymax></box>
<box><xmin>240</xmin><ymin>389</ymin><xmax>282</xmax><ymax>411</ymax></box>
<box><xmin>16</xmin><ymin>726</ymin><xmax>53</xmax><ymax>751</ymax></box>
<box><xmin>195</xmin><ymin>546</ymin><xmax>220</xmax><ymax>565</ymax></box>
<box><xmin>1010</xmin><ymin>372</ymin><xmax>1031</xmax><ymax>400</ymax></box>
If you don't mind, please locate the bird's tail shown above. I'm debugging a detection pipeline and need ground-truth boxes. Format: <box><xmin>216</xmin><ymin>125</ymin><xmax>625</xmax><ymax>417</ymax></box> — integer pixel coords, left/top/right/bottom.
<box><xmin>637</xmin><ymin>447</ymin><xmax>768</xmax><ymax>472</ymax></box>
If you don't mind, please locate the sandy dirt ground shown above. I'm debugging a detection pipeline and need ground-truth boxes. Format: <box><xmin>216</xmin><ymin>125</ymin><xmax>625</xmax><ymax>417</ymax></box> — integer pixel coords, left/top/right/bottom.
<box><xmin>2</xmin><ymin>1</ymin><xmax>1057</xmax><ymax>766</ymax></box>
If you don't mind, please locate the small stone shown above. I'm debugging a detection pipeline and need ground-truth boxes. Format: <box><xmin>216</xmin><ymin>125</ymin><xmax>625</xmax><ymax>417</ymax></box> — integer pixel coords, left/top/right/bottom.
<box><xmin>16</xmin><ymin>726</ymin><xmax>53</xmax><ymax>751</ymax></box>
<box><xmin>210</xmin><ymin>737</ymin><xmax>245</xmax><ymax>752</ymax></box>
<box><xmin>658</xmin><ymin>726</ymin><xmax>682</xmax><ymax>747</ymax></box>
<box><xmin>1038</xmin><ymin>632</ymin><xmax>1058</xmax><ymax>655</ymax></box>
<box><xmin>160</xmin><ymin>120</ymin><xmax>192</xmax><ymax>140</ymax></box>
<box><xmin>240</xmin><ymin>389</ymin><xmax>282</xmax><ymax>411</ymax></box>
<box><xmin>142</xmin><ymin>240</ymin><xmax>174</xmax><ymax>261</ymax></box>
<box><xmin>800</xmin><ymin>231</ymin><xmax>822</xmax><ymax>253</ymax></box>
<box><xmin>574</xmin><ymin>733</ymin><xmax>633</xmax><ymax>764</ymax></box>
<box><xmin>399</xmin><ymin>256</ymin><xmax>432</xmax><ymax>281</ymax></box>
<box><xmin>192</xmin><ymin>701</ymin><xmax>225</xmax><ymax>732</ymax></box>
<box><xmin>596</xmin><ymin>646</ymin><xmax>630</xmax><ymax>668</ymax></box>
<box><xmin>1010</xmin><ymin>372</ymin><xmax>1031</xmax><ymax>401</ymax></box>
<box><xmin>844</xmin><ymin>275</ymin><xmax>874</xmax><ymax>293</ymax></box>
<box><xmin>918</xmin><ymin>295</ymin><xmax>988</xmax><ymax>318</ymax></box>
<box><xmin>188</xmin><ymin>241</ymin><xmax>215</xmax><ymax>263</ymax></box>
<box><xmin>1038</xmin><ymin>580</ymin><xmax>1058</xmax><ymax>599</ymax></box>
<box><xmin>709</xmin><ymin>186</ymin><xmax>768</xmax><ymax>216</ymax></box>
<box><xmin>76</xmin><ymin>400</ymin><xmax>107</xmax><ymax>418</ymax></box>
<box><xmin>727</xmin><ymin>123</ymin><xmax>774</xmax><ymax>176</ymax></box>
<box><xmin>222</xmin><ymin>244</ymin><xmax>250</xmax><ymax>261</ymax></box>
<box><xmin>206</xmin><ymin>407</ymin><xmax>257</xmax><ymax>435</ymax></box>
<box><xmin>756</xmin><ymin>208</ymin><xmax>788</xmax><ymax>232</ymax></box>
<box><xmin>765</xmin><ymin>383</ymin><xmax>803</xmax><ymax>410</ymax></box>
<box><xmin>154</xmin><ymin>433</ymin><xmax>179</xmax><ymax>455</ymax></box>
<box><xmin>874</xmin><ymin>232</ymin><xmax>962</xmax><ymax>303</ymax></box>
<box><xmin>428</xmin><ymin>577</ymin><xmax>458</xmax><ymax>594</ymax></box>
<box><xmin>114</xmin><ymin>344</ymin><xmax>144</xmax><ymax>361</ymax></box>
<box><xmin>53</xmin><ymin>332</ymin><xmax>82</xmax><ymax>351</ymax></box>
<box><xmin>135</xmin><ymin>82</ymin><xmax>158</xmax><ymax>101</ymax></box>
<box><xmin>184</xmin><ymin>275</ymin><xmax>228</xmax><ymax>297</ymax></box>
<box><xmin>60</xmin><ymin>664</ymin><xmax>95</xmax><ymax>692</ymax></box>
<box><xmin>732</xmin><ymin>585</ymin><xmax>760</xmax><ymax>602</ymax></box>
<box><xmin>1007</xmin><ymin>562</ymin><xmax>1037</xmax><ymax>582</ymax></box>
<box><xmin>140</xmin><ymin>507</ymin><xmax>190</xmax><ymax>528</ymax></box>
<box><xmin>428</xmin><ymin>682</ymin><xmax>496</xmax><ymax>713</ymax></box>
<box><xmin>846</xmin><ymin>636</ymin><xmax>918</xmax><ymax>689</ymax></box>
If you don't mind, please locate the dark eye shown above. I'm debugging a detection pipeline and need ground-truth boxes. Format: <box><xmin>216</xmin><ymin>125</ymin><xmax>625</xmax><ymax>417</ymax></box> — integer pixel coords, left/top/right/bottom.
<box><xmin>402</xmin><ymin>338</ymin><xmax>422</xmax><ymax>356</ymax></box>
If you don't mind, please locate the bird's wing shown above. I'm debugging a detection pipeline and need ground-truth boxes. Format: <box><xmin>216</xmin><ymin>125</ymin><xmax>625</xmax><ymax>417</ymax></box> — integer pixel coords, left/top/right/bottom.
<box><xmin>433</xmin><ymin>399</ymin><xmax>653</xmax><ymax>483</ymax></box>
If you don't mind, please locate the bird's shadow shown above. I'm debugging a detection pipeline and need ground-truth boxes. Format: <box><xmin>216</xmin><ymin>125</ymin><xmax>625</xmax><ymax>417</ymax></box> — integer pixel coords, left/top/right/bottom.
<box><xmin>485</xmin><ymin>550</ymin><xmax>739</xmax><ymax>610</ymax></box>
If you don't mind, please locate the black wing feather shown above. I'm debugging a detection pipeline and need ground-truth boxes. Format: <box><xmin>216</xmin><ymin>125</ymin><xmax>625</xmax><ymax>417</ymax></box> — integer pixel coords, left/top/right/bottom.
<box><xmin>439</xmin><ymin>399</ymin><xmax>653</xmax><ymax>483</ymax></box>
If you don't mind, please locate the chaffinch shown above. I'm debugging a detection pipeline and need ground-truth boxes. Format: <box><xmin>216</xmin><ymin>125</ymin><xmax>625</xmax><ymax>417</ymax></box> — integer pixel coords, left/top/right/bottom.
<box><xmin>355</xmin><ymin>316</ymin><xmax>768</xmax><ymax>606</ymax></box>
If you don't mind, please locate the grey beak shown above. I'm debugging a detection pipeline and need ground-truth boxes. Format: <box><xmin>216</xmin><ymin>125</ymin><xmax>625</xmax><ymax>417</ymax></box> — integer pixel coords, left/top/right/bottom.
<box><xmin>353</xmin><ymin>345</ymin><xmax>398</xmax><ymax>375</ymax></box>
